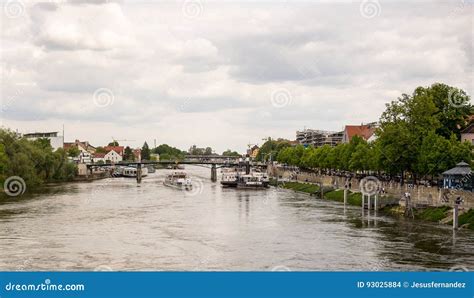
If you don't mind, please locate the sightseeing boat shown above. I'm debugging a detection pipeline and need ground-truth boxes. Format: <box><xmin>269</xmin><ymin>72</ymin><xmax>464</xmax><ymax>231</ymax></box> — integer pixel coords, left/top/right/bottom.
<box><xmin>163</xmin><ymin>171</ymin><xmax>193</xmax><ymax>190</ymax></box>
<box><xmin>221</xmin><ymin>168</ymin><xmax>239</xmax><ymax>187</ymax></box>
<box><xmin>221</xmin><ymin>168</ymin><xmax>269</xmax><ymax>189</ymax></box>
<box><xmin>236</xmin><ymin>171</ymin><xmax>270</xmax><ymax>189</ymax></box>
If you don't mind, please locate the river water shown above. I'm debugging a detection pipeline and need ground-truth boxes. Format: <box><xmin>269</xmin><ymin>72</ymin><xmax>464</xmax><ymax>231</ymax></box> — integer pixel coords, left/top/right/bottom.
<box><xmin>0</xmin><ymin>166</ymin><xmax>473</xmax><ymax>271</ymax></box>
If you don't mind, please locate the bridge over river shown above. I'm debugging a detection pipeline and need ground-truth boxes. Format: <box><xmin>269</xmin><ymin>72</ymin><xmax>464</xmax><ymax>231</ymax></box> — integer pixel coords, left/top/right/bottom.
<box><xmin>86</xmin><ymin>155</ymin><xmax>267</xmax><ymax>183</ymax></box>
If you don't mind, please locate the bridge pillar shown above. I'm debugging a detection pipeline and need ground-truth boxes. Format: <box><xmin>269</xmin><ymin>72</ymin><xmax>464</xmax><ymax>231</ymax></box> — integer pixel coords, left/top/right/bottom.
<box><xmin>211</xmin><ymin>164</ymin><xmax>217</xmax><ymax>182</ymax></box>
<box><xmin>137</xmin><ymin>163</ymin><xmax>142</xmax><ymax>184</ymax></box>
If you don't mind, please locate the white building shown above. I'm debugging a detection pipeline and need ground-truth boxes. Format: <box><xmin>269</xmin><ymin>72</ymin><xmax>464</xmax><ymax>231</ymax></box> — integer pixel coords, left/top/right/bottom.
<box><xmin>92</xmin><ymin>153</ymin><xmax>106</xmax><ymax>164</ymax></box>
<box><xmin>104</xmin><ymin>149</ymin><xmax>123</xmax><ymax>163</ymax></box>
<box><xmin>23</xmin><ymin>131</ymin><xmax>64</xmax><ymax>151</ymax></box>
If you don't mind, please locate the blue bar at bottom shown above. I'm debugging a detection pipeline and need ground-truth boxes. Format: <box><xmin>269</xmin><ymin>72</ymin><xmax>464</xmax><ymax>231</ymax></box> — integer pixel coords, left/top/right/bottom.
<box><xmin>0</xmin><ymin>272</ymin><xmax>472</xmax><ymax>298</ymax></box>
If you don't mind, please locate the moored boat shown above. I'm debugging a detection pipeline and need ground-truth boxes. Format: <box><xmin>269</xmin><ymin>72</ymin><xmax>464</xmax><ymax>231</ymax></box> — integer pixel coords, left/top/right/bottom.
<box><xmin>236</xmin><ymin>171</ymin><xmax>269</xmax><ymax>189</ymax></box>
<box><xmin>221</xmin><ymin>168</ymin><xmax>239</xmax><ymax>187</ymax></box>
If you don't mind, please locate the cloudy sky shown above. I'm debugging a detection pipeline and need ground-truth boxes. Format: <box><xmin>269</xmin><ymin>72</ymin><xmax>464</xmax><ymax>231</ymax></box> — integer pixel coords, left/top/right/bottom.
<box><xmin>1</xmin><ymin>0</ymin><xmax>472</xmax><ymax>153</ymax></box>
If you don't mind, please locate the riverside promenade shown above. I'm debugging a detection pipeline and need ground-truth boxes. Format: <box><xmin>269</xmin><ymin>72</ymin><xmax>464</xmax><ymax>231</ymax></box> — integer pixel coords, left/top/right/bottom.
<box><xmin>267</xmin><ymin>165</ymin><xmax>474</xmax><ymax>210</ymax></box>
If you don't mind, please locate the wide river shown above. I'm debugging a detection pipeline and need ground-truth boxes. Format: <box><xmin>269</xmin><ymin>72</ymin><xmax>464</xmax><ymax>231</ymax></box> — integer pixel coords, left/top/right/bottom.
<box><xmin>0</xmin><ymin>166</ymin><xmax>473</xmax><ymax>271</ymax></box>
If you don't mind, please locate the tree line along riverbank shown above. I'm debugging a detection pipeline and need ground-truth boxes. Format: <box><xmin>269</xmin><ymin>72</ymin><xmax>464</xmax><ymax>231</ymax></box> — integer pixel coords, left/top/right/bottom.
<box><xmin>270</xmin><ymin>179</ymin><xmax>474</xmax><ymax>230</ymax></box>
<box><xmin>0</xmin><ymin>129</ymin><xmax>77</xmax><ymax>192</ymax></box>
<box><xmin>256</xmin><ymin>83</ymin><xmax>473</xmax><ymax>187</ymax></box>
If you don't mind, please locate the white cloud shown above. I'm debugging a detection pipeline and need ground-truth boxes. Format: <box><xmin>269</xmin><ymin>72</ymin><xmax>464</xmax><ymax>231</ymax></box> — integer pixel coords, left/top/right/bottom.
<box><xmin>1</xmin><ymin>0</ymin><xmax>472</xmax><ymax>152</ymax></box>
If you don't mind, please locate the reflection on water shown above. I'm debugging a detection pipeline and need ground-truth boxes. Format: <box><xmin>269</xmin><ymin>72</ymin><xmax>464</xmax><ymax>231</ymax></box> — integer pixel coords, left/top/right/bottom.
<box><xmin>0</xmin><ymin>166</ymin><xmax>473</xmax><ymax>271</ymax></box>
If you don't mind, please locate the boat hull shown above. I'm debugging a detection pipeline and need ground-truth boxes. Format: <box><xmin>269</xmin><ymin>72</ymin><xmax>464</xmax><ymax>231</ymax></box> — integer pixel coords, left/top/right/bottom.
<box><xmin>163</xmin><ymin>181</ymin><xmax>193</xmax><ymax>190</ymax></box>
<box><xmin>221</xmin><ymin>181</ymin><xmax>238</xmax><ymax>187</ymax></box>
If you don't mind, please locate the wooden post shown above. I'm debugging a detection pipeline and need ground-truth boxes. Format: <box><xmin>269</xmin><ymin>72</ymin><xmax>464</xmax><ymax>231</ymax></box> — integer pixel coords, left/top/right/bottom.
<box><xmin>137</xmin><ymin>163</ymin><xmax>142</xmax><ymax>184</ymax></box>
<box><xmin>211</xmin><ymin>164</ymin><xmax>217</xmax><ymax>182</ymax></box>
<box><xmin>453</xmin><ymin>204</ymin><xmax>459</xmax><ymax>230</ymax></box>
<box><xmin>320</xmin><ymin>181</ymin><xmax>324</xmax><ymax>199</ymax></box>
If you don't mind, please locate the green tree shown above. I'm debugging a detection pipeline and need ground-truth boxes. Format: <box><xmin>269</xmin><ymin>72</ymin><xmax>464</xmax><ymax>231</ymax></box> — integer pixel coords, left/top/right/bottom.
<box><xmin>257</xmin><ymin>138</ymin><xmax>292</xmax><ymax>162</ymax></box>
<box><xmin>95</xmin><ymin>146</ymin><xmax>106</xmax><ymax>154</ymax></box>
<box><xmin>123</xmin><ymin>146</ymin><xmax>134</xmax><ymax>161</ymax></box>
<box><xmin>141</xmin><ymin>142</ymin><xmax>151</xmax><ymax>161</ymax></box>
<box><xmin>108</xmin><ymin>141</ymin><xmax>119</xmax><ymax>146</ymax></box>
<box><xmin>153</xmin><ymin>144</ymin><xmax>185</xmax><ymax>160</ymax></box>
<box><xmin>222</xmin><ymin>150</ymin><xmax>241</xmax><ymax>157</ymax></box>
<box><xmin>0</xmin><ymin>128</ymin><xmax>77</xmax><ymax>191</ymax></box>
<box><xmin>67</xmin><ymin>146</ymin><xmax>80</xmax><ymax>158</ymax></box>
<box><xmin>416</xmin><ymin>83</ymin><xmax>472</xmax><ymax>139</ymax></box>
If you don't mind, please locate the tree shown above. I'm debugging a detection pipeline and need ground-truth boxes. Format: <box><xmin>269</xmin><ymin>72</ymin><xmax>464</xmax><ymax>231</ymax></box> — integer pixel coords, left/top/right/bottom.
<box><xmin>222</xmin><ymin>150</ymin><xmax>240</xmax><ymax>157</ymax></box>
<box><xmin>257</xmin><ymin>138</ymin><xmax>292</xmax><ymax>162</ymax></box>
<box><xmin>153</xmin><ymin>144</ymin><xmax>185</xmax><ymax>160</ymax></box>
<box><xmin>417</xmin><ymin>83</ymin><xmax>472</xmax><ymax>139</ymax></box>
<box><xmin>67</xmin><ymin>146</ymin><xmax>80</xmax><ymax>158</ymax></box>
<box><xmin>108</xmin><ymin>141</ymin><xmax>119</xmax><ymax>146</ymax></box>
<box><xmin>349</xmin><ymin>142</ymin><xmax>370</xmax><ymax>173</ymax></box>
<box><xmin>141</xmin><ymin>142</ymin><xmax>151</xmax><ymax>161</ymax></box>
<box><xmin>95</xmin><ymin>147</ymin><xmax>107</xmax><ymax>154</ymax></box>
<box><xmin>0</xmin><ymin>128</ymin><xmax>77</xmax><ymax>190</ymax></box>
<box><xmin>204</xmin><ymin>147</ymin><xmax>213</xmax><ymax>155</ymax></box>
<box><xmin>123</xmin><ymin>146</ymin><xmax>134</xmax><ymax>161</ymax></box>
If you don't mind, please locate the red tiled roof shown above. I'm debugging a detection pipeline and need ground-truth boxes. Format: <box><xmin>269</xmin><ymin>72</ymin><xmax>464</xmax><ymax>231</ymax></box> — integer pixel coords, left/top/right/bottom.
<box><xmin>462</xmin><ymin>123</ymin><xmax>474</xmax><ymax>134</ymax></box>
<box><xmin>93</xmin><ymin>153</ymin><xmax>106</xmax><ymax>158</ymax></box>
<box><xmin>104</xmin><ymin>146</ymin><xmax>124</xmax><ymax>155</ymax></box>
<box><xmin>344</xmin><ymin>125</ymin><xmax>376</xmax><ymax>141</ymax></box>
<box><xmin>63</xmin><ymin>143</ymin><xmax>76</xmax><ymax>150</ymax></box>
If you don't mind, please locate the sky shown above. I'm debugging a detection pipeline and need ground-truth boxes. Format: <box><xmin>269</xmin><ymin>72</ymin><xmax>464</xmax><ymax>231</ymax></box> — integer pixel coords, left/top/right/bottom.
<box><xmin>1</xmin><ymin>0</ymin><xmax>472</xmax><ymax>153</ymax></box>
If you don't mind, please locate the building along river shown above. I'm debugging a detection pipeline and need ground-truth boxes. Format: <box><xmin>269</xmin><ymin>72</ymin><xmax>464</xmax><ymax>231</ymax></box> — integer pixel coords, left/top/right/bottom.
<box><xmin>0</xmin><ymin>166</ymin><xmax>473</xmax><ymax>271</ymax></box>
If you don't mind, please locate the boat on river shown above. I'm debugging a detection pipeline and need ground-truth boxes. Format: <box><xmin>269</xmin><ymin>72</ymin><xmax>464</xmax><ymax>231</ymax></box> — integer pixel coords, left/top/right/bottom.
<box><xmin>221</xmin><ymin>168</ymin><xmax>239</xmax><ymax>187</ymax></box>
<box><xmin>220</xmin><ymin>168</ymin><xmax>269</xmax><ymax>189</ymax></box>
<box><xmin>236</xmin><ymin>171</ymin><xmax>270</xmax><ymax>189</ymax></box>
<box><xmin>163</xmin><ymin>171</ymin><xmax>193</xmax><ymax>190</ymax></box>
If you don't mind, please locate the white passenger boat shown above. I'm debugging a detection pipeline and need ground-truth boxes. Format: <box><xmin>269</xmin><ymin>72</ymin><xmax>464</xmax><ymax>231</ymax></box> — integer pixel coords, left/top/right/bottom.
<box><xmin>221</xmin><ymin>168</ymin><xmax>269</xmax><ymax>189</ymax></box>
<box><xmin>236</xmin><ymin>171</ymin><xmax>270</xmax><ymax>189</ymax></box>
<box><xmin>163</xmin><ymin>172</ymin><xmax>193</xmax><ymax>190</ymax></box>
<box><xmin>221</xmin><ymin>168</ymin><xmax>239</xmax><ymax>187</ymax></box>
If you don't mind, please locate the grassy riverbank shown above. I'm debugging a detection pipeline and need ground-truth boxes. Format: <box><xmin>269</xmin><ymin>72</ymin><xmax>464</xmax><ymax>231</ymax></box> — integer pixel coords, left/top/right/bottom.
<box><xmin>273</xmin><ymin>180</ymin><xmax>363</xmax><ymax>206</ymax></box>
<box><xmin>274</xmin><ymin>180</ymin><xmax>474</xmax><ymax>230</ymax></box>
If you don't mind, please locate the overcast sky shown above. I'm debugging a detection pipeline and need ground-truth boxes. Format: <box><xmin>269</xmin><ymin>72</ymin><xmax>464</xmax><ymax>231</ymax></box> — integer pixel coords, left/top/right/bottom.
<box><xmin>1</xmin><ymin>0</ymin><xmax>472</xmax><ymax>153</ymax></box>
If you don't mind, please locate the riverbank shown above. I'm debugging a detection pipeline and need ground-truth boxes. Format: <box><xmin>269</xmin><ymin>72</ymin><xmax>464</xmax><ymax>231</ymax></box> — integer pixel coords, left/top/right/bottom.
<box><xmin>272</xmin><ymin>179</ymin><xmax>474</xmax><ymax>230</ymax></box>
